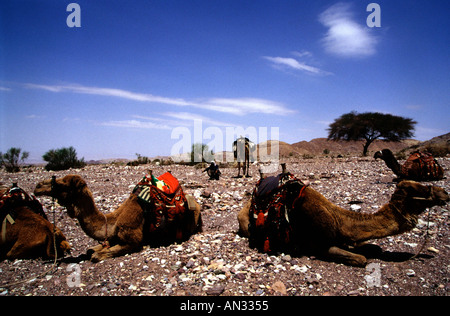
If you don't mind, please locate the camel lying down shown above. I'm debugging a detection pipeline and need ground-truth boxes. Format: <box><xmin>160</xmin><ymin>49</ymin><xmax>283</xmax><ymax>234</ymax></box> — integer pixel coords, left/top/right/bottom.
<box><xmin>34</xmin><ymin>174</ymin><xmax>202</xmax><ymax>262</ymax></box>
<box><xmin>1</xmin><ymin>185</ymin><xmax>71</xmax><ymax>260</ymax></box>
<box><xmin>0</xmin><ymin>206</ymin><xmax>71</xmax><ymax>260</ymax></box>
<box><xmin>238</xmin><ymin>179</ymin><xmax>449</xmax><ymax>267</ymax></box>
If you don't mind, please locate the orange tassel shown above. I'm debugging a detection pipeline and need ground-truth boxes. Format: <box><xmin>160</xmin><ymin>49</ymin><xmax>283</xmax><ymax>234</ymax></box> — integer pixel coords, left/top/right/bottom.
<box><xmin>256</xmin><ymin>212</ymin><xmax>265</xmax><ymax>227</ymax></box>
<box><xmin>263</xmin><ymin>237</ymin><xmax>271</xmax><ymax>253</ymax></box>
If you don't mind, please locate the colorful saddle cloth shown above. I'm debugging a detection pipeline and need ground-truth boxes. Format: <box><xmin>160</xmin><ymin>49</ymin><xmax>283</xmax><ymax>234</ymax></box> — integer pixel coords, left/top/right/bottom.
<box><xmin>0</xmin><ymin>185</ymin><xmax>47</xmax><ymax>221</ymax></box>
<box><xmin>249</xmin><ymin>173</ymin><xmax>307</xmax><ymax>253</ymax></box>
<box><xmin>402</xmin><ymin>151</ymin><xmax>444</xmax><ymax>180</ymax></box>
<box><xmin>132</xmin><ymin>172</ymin><xmax>188</xmax><ymax>241</ymax></box>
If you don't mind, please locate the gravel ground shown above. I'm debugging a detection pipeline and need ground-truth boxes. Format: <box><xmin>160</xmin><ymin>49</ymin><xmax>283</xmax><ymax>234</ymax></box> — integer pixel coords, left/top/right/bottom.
<box><xmin>0</xmin><ymin>157</ymin><xmax>449</xmax><ymax>296</ymax></box>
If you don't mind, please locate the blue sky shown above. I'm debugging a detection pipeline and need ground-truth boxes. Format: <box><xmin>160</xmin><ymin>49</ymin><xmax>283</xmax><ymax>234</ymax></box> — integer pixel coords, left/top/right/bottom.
<box><xmin>1</xmin><ymin>0</ymin><xmax>449</xmax><ymax>161</ymax></box>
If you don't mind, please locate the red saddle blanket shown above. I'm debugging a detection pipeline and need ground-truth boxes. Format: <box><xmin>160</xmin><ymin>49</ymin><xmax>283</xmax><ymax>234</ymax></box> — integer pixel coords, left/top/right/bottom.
<box><xmin>132</xmin><ymin>172</ymin><xmax>187</xmax><ymax>241</ymax></box>
<box><xmin>402</xmin><ymin>151</ymin><xmax>444</xmax><ymax>180</ymax></box>
<box><xmin>0</xmin><ymin>185</ymin><xmax>47</xmax><ymax>222</ymax></box>
<box><xmin>249</xmin><ymin>173</ymin><xmax>307</xmax><ymax>253</ymax></box>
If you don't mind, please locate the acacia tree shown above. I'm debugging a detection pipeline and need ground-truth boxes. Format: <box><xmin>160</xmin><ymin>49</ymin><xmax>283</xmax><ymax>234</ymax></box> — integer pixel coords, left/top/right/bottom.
<box><xmin>327</xmin><ymin>111</ymin><xmax>416</xmax><ymax>156</ymax></box>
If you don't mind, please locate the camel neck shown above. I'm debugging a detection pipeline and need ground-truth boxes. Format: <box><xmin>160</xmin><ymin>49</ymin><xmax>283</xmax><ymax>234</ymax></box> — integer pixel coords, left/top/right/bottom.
<box><xmin>384</xmin><ymin>155</ymin><xmax>402</xmax><ymax>176</ymax></box>
<box><xmin>73</xmin><ymin>189</ymin><xmax>110</xmax><ymax>242</ymax></box>
<box><xmin>338</xmin><ymin>204</ymin><xmax>416</xmax><ymax>243</ymax></box>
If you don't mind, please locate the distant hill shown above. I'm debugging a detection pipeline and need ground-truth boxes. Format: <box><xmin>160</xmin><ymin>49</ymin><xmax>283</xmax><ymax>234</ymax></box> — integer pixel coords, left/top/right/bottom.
<box><xmin>87</xmin><ymin>133</ymin><xmax>448</xmax><ymax>164</ymax></box>
<box><xmin>213</xmin><ymin>134</ymin><xmax>450</xmax><ymax>162</ymax></box>
<box><xmin>257</xmin><ymin>138</ymin><xmax>420</xmax><ymax>158</ymax></box>
<box><xmin>402</xmin><ymin>132</ymin><xmax>450</xmax><ymax>157</ymax></box>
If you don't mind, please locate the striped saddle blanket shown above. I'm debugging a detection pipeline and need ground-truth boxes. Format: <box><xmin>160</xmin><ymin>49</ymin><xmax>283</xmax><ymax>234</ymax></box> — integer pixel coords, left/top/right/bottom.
<box><xmin>132</xmin><ymin>172</ymin><xmax>188</xmax><ymax>240</ymax></box>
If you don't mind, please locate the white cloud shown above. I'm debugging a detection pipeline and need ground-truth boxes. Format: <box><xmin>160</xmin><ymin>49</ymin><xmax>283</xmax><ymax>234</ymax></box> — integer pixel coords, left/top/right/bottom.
<box><xmin>263</xmin><ymin>56</ymin><xmax>333</xmax><ymax>76</ymax></box>
<box><xmin>202</xmin><ymin>98</ymin><xmax>295</xmax><ymax>116</ymax></box>
<box><xmin>319</xmin><ymin>2</ymin><xmax>378</xmax><ymax>57</ymax></box>
<box><xmin>100</xmin><ymin>119</ymin><xmax>172</xmax><ymax>130</ymax></box>
<box><xmin>162</xmin><ymin>112</ymin><xmax>235</xmax><ymax>127</ymax></box>
<box><xmin>24</xmin><ymin>83</ymin><xmax>190</xmax><ymax>106</ymax></box>
<box><xmin>25</xmin><ymin>114</ymin><xmax>45</xmax><ymax>119</ymax></box>
<box><xmin>24</xmin><ymin>83</ymin><xmax>293</xmax><ymax>116</ymax></box>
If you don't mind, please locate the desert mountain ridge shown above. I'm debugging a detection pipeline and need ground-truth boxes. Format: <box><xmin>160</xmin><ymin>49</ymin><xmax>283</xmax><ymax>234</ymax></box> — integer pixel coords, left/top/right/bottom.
<box><xmin>88</xmin><ymin>132</ymin><xmax>449</xmax><ymax>164</ymax></box>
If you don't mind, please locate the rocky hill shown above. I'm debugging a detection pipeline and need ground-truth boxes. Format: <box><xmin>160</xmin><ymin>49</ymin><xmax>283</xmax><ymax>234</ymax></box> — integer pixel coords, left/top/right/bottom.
<box><xmin>139</xmin><ymin>133</ymin><xmax>449</xmax><ymax>163</ymax></box>
<box><xmin>411</xmin><ymin>132</ymin><xmax>450</xmax><ymax>156</ymax></box>
<box><xmin>257</xmin><ymin>138</ymin><xmax>420</xmax><ymax>158</ymax></box>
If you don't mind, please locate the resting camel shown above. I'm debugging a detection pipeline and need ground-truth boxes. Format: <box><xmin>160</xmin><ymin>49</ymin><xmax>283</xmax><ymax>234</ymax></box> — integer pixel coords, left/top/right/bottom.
<box><xmin>34</xmin><ymin>174</ymin><xmax>203</xmax><ymax>262</ymax></box>
<box><xmin>374</xmin><ymin>149</ymin><xmax>444</xmax><ymax>181</ymax></box>
<box><xmin>238</xmin><ymin>179</ymin><xmax>448</xmax><ymax>267</ymax></box>
<box><xmin>233</xmin><ymin>137</ymin><xmax>255</xmax><ymax>178</ymax></box>
<box><xmin>0</xmin><ymin>184</ymin><xmax>71</xmax><ymax>260</ymax></box>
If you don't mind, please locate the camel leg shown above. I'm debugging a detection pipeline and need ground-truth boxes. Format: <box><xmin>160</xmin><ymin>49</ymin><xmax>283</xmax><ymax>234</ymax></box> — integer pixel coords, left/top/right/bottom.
<box><xmin>323</xmin><ymin>246</ymin><xmax>367</xmax><ymax>267</ymax></box>
<box><xmin>237</xmin><ymin>200</ymin><xmax>251</xmax><ymax>238</ymax></box>
<box><xmin>7</xmin><ymin>238</ymin><xmax>43</xmax><ymax>259</ymax></box>
<box><xmin>246</xmin><ymin>160</ymin><xmax>250</xmax><ymax>177</ymax></box>
<box><xmin>237</xmin><ymin>162</ymin><xmax>241</xmax><ymax>177</ymax></box>
<box><xmin>6</xmin><ymin>242</ymin><xmax>32</xmax><ymax>259</ymax></box>
<box><xmin>90</xmin><ymin>243</ymin><xmax>140</xmax><ymax>262</ymax></box>
<box><xmin>86</xmin><ymin>243</ymin><xmax>104</xmax><ymax>257</ymax></box>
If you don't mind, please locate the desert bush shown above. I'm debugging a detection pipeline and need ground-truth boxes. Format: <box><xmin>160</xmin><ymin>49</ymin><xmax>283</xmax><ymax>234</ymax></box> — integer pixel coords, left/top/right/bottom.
<box><xmin>0</xmin><ymin>147</ymin><xmax>29</xmax><ymax>172</ymax></box>
<box><xmin>127</xmin><ymin>153</ymin><xmax>150</xmax><ymax>166</ymax></box>
<box><xmin>302</xmin><ymin>153</ymin><xmax>315</xmax><ymax>159</ymax></box>
<box><xmin>43</xmin><ymin>146</ymin><xmax>86</xmax><ymax>171</ymax></box>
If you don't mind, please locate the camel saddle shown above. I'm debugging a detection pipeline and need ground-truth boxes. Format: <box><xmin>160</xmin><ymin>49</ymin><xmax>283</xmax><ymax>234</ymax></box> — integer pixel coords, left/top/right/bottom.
<box><xmin>402</xmin><ymin>151</ymin><xmax>443</xmax><ymax>180</ymax></box>
<box><xmin>0</xmin><ymin>184</ymin><xmax>47</xmax><ymax>243</ymax></box>
<box><xmin>132</xmin><ymin>172</ymin><xmax>190</xmax><ymax>240</ymax></box>
<box><xmin>249</xmin><ymin>173</ymin><xmax>307</xmax><ymax>253</ymax></box>
<box><xmin>0</xmin><ymin>185</ymin><xmax>47</xmax><ymax>221</ymax></box>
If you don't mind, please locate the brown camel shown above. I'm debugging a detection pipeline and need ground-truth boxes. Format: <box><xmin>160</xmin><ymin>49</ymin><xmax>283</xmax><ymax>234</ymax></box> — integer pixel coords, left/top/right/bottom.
<box><xmin>374</xmin><ymin>149</ymin><xmax>444</xmax><ymax>181</ymax></box>
<box><xmin>34</xmin><ymin>174</ymin><xmax>203</xmax><ymax>262</ymax></box>
<box><xmin>238</xmin><ymin>178</ymin><xmax>448</xmax><ymax>267</ymax></box>
<box><xmin>233</xmin><ymin>137</ymin><xmax>255</xmax><ymax>178</ymax></box>
<box><xmin>0</xmin><ymin>184</ymin><xmax>71</xmax><ymax>260</ymax></box>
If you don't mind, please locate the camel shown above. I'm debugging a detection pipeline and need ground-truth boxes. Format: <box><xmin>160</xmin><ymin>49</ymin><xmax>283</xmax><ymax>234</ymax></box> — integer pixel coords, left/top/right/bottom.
<box><xmin>233</xmin><ymin>137</ymin><xmax>256</xmax><ymax>178</ymax></box>
<box><xmin>0</xmin><ymin>184</ymin><xmax>71</xmax><ymax>260</ymax></box>
<box><xmin>34</xmin><ymin>174</ymin><xmax>203</xmax><ymax>262</ymax></box>
<box><xmin>238</xmin><ymin>177</ymin><xmax>448</xmax><ymax>267</ymax></box>
<box><xmin>374</xmin><ymin>149</ymin><xmax>444</xmax><ymax>181</ymax></box>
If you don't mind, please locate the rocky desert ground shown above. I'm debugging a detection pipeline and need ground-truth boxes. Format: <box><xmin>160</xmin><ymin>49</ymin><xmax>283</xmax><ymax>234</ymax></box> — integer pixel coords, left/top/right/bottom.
<box><xmin>0</xmin><ymin>156</ymin><xmax>449</xmax><ymax>296</ymax></box>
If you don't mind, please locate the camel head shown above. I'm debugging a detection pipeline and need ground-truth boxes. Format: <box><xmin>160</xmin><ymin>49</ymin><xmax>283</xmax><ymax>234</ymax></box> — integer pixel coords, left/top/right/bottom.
<box><xmin>391</xmin><ymin>180</ymin><xmax>448</xmax><ymax>215</ymax></box>
<box><xmin>34</xmin><ymin>175</ymin><xmax>88</xmax><ymax>218</ymax></box>
<box><xmin>374</xmin><ymin>149</ymin><xmax>394</xmax><ymax>160</ymax></box>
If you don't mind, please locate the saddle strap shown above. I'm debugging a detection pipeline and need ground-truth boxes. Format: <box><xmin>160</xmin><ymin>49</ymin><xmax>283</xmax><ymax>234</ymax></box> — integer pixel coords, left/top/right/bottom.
<box><xmin>1</xmin><ymin>214</ymin><xmax>15</xmax><ymax>244</ymax></box>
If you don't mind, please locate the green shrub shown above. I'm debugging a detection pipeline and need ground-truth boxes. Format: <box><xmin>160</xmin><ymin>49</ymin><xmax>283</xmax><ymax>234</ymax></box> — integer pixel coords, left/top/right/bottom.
<box><xmin>0</xmin><ymin>147</ymin><xmax>29</xmax><ymax>172</ymax></box>
<box><xmin>43</xmin><ymin>146</ymin><xmax>85</xmax><ymax>171</ymax></box>
<box><xmin>127</xmin><ymin>153</ymin><xmax>150</xmax><ymax>166</ymax></box>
